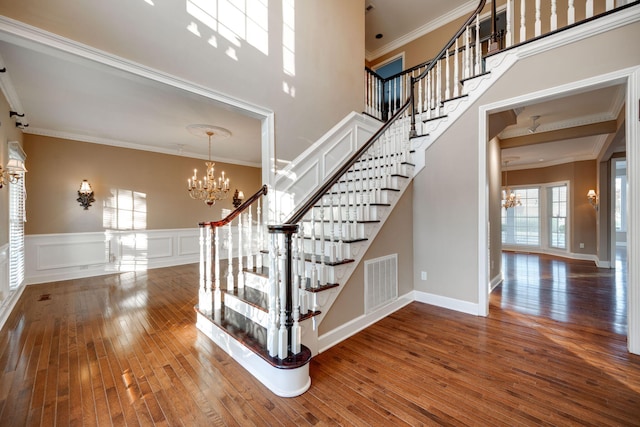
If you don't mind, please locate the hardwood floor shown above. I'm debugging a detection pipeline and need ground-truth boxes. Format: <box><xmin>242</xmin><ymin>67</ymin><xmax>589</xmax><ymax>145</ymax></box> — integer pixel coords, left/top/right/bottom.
<box><xmin>1</xmin><ymin>253</ymin><xmax>639</xmax><ymax>426</ymax></box>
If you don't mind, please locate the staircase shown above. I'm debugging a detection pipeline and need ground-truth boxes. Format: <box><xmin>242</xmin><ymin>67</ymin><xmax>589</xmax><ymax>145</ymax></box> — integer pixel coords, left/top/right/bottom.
<box><xmin>193</xmin><ymin>0</ymin><xmax>637</xmax><ymax>397</ymax></box>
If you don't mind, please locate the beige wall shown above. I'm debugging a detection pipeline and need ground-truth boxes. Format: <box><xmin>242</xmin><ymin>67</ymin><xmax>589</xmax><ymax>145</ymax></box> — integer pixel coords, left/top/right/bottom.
<box><xmin>505</xmin><ymin>160</ymin><xmax>597</xmax><ymax>254</ymax></box>
<box><xmin>0</xmin><ymin>0</ymin><xmax>365</xmax><ymax>164</ymax></box>
<box><xmin>0</xmin><ymin>95</ymin><xmax>25</xmax><ymax>245</ymax></box>
<box><xmin>413</xmin><ymin>20</ymin><xmax>640</xmax><ymax>305</ymax></box>
<box><xmin>23</xmin><ymin>135</ymin><xmax>261</xmax><ymax>235</ymax></box>
<box><xmin>320</xmin><ymin>184</ymin><xmax>414</xmax><ymax>335</ymax></box>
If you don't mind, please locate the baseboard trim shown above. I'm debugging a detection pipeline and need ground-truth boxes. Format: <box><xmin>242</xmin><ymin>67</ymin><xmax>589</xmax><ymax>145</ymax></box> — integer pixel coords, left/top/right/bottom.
<box><xmin>490</xmin><ymin>273</ymin><xmax>503</xmax><ymax>292</ymax></box>
<box><xmin>318</xmin><ymin>292</ymin><xmax>414</xmax><ymax>353</ymax></box>
<box><xmin>0</xmin><ymin>285</ymin><xmax>26</xmax><ymax>332</ymax></box>
<box><xmin>413</xmin><ymin>290</ymin><xmax>480</xmax><ymax>316</ymax></box>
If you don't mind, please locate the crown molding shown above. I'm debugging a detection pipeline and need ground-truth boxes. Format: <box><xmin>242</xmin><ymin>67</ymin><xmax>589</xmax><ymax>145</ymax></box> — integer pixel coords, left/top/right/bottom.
<box><xmin>365</xmin><ymin>0</ymin><xmax>479</xmax><ymax>62</ymax></box>
<box><xmin>23</xmin><ymin>127</ymin><xmax>262</xmax><ymax>168</ymax></box>
<box><xmin>499</xmin><ymin>113</ymin><xmax>618</xmax><ymax>139</ymax></box>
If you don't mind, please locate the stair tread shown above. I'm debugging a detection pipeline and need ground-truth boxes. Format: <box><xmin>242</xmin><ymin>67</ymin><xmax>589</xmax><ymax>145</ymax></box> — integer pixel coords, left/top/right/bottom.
<box><xmin>460</xmin><ymin>70</ymin><xmax>490</xmax><ymax>84</ymax></box>
<box><xmin>423</xmin><ymin>114</ymin><xmax>448</xmax><ymax>123</ymax></box>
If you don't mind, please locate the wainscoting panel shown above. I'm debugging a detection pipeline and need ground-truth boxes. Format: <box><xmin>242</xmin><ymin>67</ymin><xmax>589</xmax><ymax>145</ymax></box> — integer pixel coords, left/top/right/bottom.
<box><xmin>274</xmin><ymin>112</ymin><xmax>379</xmax><ymax>219</ymax></box>
<box><xmin>36</xmin><ymin>239</ymin><xmax>106</xmax><ymax>270</ymax></box>
<box><xmin>25</xmin><ymin>228</ymin><xmax>201</xmax><ymax>285</ymax></box>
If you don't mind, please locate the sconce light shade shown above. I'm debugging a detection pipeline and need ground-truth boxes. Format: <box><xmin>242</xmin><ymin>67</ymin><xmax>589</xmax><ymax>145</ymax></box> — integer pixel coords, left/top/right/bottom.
<box><xmin>77</xmin><ymin>179</ymin><xmax>95</xmax><ymax>210</ymax></box>
<box><xmin>587</xmin><ymin>189</ymin><xmax>598</xmax><ymax>210</ymax></box>
<box><xmin>232</xmin><ymin>189</ymin><xmax>245</xmax><ymax>208</ymax></box>
<box><xmin>0</xmin><ymin>158</ymin><xmax>27</xmax><ymax>188</ymax></box>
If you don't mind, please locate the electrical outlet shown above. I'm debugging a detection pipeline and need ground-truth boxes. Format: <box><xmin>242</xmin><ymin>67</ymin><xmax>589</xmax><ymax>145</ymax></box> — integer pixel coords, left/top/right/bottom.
<box><xmin>580</xmin><ymin>243</ymin><xmax>584</xmax><ymax>249</ymax></box>
<box><xmin>421</xmin><ymin>271</ymin><xmax>427</xmax><ymax>281</ymax></box>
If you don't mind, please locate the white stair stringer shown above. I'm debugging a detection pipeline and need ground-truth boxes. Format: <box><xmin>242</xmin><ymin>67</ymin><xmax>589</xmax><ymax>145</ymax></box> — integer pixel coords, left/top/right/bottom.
<box><xmin>411</xmin><ymin>50</ymin><xmax>519</xmax><ymax>174</ymax></box>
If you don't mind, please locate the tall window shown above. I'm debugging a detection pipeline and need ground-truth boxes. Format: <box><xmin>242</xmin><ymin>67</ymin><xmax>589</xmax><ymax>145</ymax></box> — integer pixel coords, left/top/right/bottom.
<box><xmin>8</xmin><ymin>142</ymin><xmax>26</xmax><ymax>291</ymax></box>
<box><xmin>502</xmin><ymin>182</ymin><xmax>570</xmax><ymax>252</ymax></box>
<box><xmin>502</xmin><ymin>187</ymin><xmax>540</xmax><ymax>246</ymax></box>
<box><xmin>549</xmin><ymin>185</ymin><xmax>567</xmax><ymax>249</ymax></box>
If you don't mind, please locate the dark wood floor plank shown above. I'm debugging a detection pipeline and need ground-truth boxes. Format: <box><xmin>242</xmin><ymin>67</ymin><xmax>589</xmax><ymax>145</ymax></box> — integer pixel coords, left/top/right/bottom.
<box><xmin>1</xmin><ymin>252</ymin><xmax>639</xmax><ymax>426</ymax></box>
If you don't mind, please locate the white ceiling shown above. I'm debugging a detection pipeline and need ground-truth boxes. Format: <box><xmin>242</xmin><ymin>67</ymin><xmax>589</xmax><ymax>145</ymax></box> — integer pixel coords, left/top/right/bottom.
<box><xmin>0</xmin><ymin>36</ymin><xmax>263</xmax><ymax>166</ymax></box>
<box><xmin>0</xmin><ymin>0</ymin><xmax>626</xmax><ymax>171</ymax></box>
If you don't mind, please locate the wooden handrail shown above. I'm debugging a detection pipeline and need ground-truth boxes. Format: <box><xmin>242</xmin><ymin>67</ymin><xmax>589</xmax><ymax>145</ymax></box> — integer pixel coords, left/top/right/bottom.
<box><xmin>200</xmin><ymin>184</ymin><xmax>268</xmax><ymax>228</ymax></box>
<box><xmin>409</xmin><ymin>0</ymin><xmax>486</xmax><ymax>135</ymax></box>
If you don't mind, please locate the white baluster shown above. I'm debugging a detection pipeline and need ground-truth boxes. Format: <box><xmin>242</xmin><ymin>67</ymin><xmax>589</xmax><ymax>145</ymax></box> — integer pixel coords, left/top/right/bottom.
<box><xmin>198</xmin><ymin>225</ymin><xmax>211</xmax><ymax>313</ymax></box>
<box><xmin>550</xmin><ymin>0</ymin><xmax>558</xmax><ymax>31</ymax></box>
<box><xmin>606</xmin><ymin>0</ymin><xmax>614</xmax><ymax>12</ymax></box>
<box><xmin>318</xmin><ymin>204</ymin><xmax>326</xmax><ymax>287</ymax></box>
<box><xmin>298</xmin><ymin>226</ymin><xmax>307</xmax><ymax>291</ymax></box>
<box><xmin>227</xmin><ymin>218</ymin><xmax>234</xmax><ymax>292</ymax></box>
<box><xmin>247</xmin><ymin>206</ymin><xmax>253</xmax><ymax>271</ymax></box>
<box><xmin>417</xmin><ymin>70</ymin><xmax>423</xmax><ymax>114</ymax></box>
<box><xmin>453</xmin><ymin>38</ymin><xmax>460</xmax><ymax>98</ymax></box>
<box><xmin>445</xmin><ymin>48</ymin><xmax>451</xmax><ymax>100</ymax></box>
<box><xmin>436</xmin><ymin>60</ymin><xmax>442</xmax><ymax>115</ymax></box>
<box><xmin>267</xmin><ymin>234</ymin><xmax>279</xmax><ymax>357</ymax></box>
<box><xmin>291</xmin><ymin>231</ymin><xmax>301</xmax><ymax>355</ymax></box>
<box><xmin>237</xmin><ymin>212</ymin><xmax>244</xmax><ymax>288</ymax></box>
<box><xmin>464</xmin><ymin>26</ymin><xmax>471</xmax><ymax>79</ymax></box>
<box><xmin>425</xmin><ymin>71</ymin><xmax>432</xmax><ymax>119</ymax></box>
<box><xmin>277</xmin><ymin>235</ymin><xmax>288</xmax><ymax>360</ymax></box>
<box><xmin>310</xmin><ymin>208</ymin><xmax>318</xmax><ymax>289</ymax></box>
<box><xmin>568</xmin><ymin>0</ymin><xmax>575</xmax><ymax>25</ymax></box>
<box><xmin>344</xmin><ymin>174</ymin><xmax>352</xmax><ymax>241</ymax></box>
<box><xmin>336</xmin><ymin>186</ymin><xmax>344</xmax><ymax>261</ymax></box>
<box><xmin>214</xmin><ymin>225</ymin><xmax>221</xmax><ymax>310</ymax></box>
<box><xmin>535</xmin><ymin>0</ymin><xmax>541</xmax><ymax>37</ymax></box>
<box><xmin>506</xmin><ymin>0</ymin><xmax>513</xmax><ymax>47</ymax></box>
<box><xmin>329</xmin><ymin>194</ymin><xmax>336</xmax><ymax>263</ymax></box>
<box><xmin>586</xmin><ymin>0</ymin><xmax>594</xmax><ymax>18</ymax></box>
<box><xmin>520</xmin><ymin>0</ymin><xmax>527</xmax><ymax>43</ymax></box>
<box><xmin>474</xmin><ymin>15</ymin><xmax>481</xmax><ymax>75</ymax></box>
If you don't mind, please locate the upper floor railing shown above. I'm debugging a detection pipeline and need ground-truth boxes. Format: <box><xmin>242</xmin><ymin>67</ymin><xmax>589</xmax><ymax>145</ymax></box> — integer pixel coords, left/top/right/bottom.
<box><xmin>365</xmin><ymin>0</ymin><xmax>636</xmax><ymax>125</ymax></box>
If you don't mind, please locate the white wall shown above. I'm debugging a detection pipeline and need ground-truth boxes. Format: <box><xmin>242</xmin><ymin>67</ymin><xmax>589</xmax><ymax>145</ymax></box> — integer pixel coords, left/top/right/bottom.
<box><xmin>0</xmin><ymin>0</ymin><xmax>366</xmax><ymax>165</ymax></box>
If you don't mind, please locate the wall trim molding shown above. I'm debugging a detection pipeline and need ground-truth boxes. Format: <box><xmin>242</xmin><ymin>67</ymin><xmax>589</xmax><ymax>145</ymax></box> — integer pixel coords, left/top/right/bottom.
<box><xmin>413</xmin><ymin>290</ymin><xmax>480</xmax><ymax>316</ymax></box>
<box><xmin>25</xmin><ymin>228</ymin><xmax>201</xmax><ymax>285</ymax></box>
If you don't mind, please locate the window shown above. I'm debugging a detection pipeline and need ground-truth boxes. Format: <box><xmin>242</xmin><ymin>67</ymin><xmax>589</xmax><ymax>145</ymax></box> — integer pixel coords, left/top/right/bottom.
<box><xmin>502</xmin><ymin>187</ymin><xmax>540</xmax><ymax>246</ymax></box>
<box><xmin>549</xmin><ymin>185</ymin><xmax>567</xmax><ymax>249</ymax></box>
<box><xmin>8</xmin><ymin>142</ymin><xmax>26</xmax><ymax>291</ymax></box>
<box><xmin>615</xmin><ymin>161</ymin><xmax>627</xmax><ymax>232</ymax></box>
<box><xmin>374</xmin><ymin>56</ymin><xmax>403</xmax><ymax>113</ymax></box>
<box><xmin>502</xmin><ymin>182</ymin><xmax>570</xmax><ymax>252</ymax></box>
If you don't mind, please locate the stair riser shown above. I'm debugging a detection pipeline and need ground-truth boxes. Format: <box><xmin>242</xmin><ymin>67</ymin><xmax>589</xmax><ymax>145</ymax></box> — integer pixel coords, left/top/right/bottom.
<box><xmin>308</xmin><ymin>204</ymin><xmax>385</xmax><ymax>226</ymax></box>
<box><xmin>334</xmin><ymin>176</ymin><xmax>404</xmax><ymax>194</ymax></box>
<box><xmin>300</xmin><ymin>239</ymin><xmax>357</xmax><ymax>260</ymax></box>
<box><xmin>301</xmin><ymin>221</ymin><xmax>367</xmax><ymax>241</ymax></box>
<box><xmin>224</xmin><ymin>293</ymin><xmax>269</xmax><ymax>328</ymax></box>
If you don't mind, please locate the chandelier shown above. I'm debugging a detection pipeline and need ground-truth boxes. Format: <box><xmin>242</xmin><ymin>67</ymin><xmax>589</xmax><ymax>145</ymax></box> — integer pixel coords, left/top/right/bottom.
<box><xmin>186</xmin><ymin>125</ymin><xmax>231</xmax><ymax>206</ymax></box>
<box><xmin>502</xmin><ymin>158</ymin><xmax>521</xmax><ymax>209</ymax></box>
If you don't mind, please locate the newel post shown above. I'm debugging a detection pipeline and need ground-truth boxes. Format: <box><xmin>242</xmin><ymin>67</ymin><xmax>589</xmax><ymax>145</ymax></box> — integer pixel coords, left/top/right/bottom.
<box><xmin>268</xmin><ymin>223</ymin><xmax>300</xmax><ymax>359</ymax></box>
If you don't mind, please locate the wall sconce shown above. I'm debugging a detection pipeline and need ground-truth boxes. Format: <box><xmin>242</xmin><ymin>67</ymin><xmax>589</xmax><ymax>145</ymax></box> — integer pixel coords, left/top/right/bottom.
<box><xmin>0</xmin><ymin>158</ymin><xmax>27</xmax><ymax>188</ymax></box>
<box><xmin>77</xmin><ymin>180</ymin><xmax>95</xmax><ymax>210</ymax></box>
<box><xmin>587</xmin><ymin>189</ymin><xmax>598</xmax><ymax>210</ymax></box>
<box><xmin>232</xmin><ymin>189</ymin><xmax>244</xmax><ymax>208</ymax></box>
